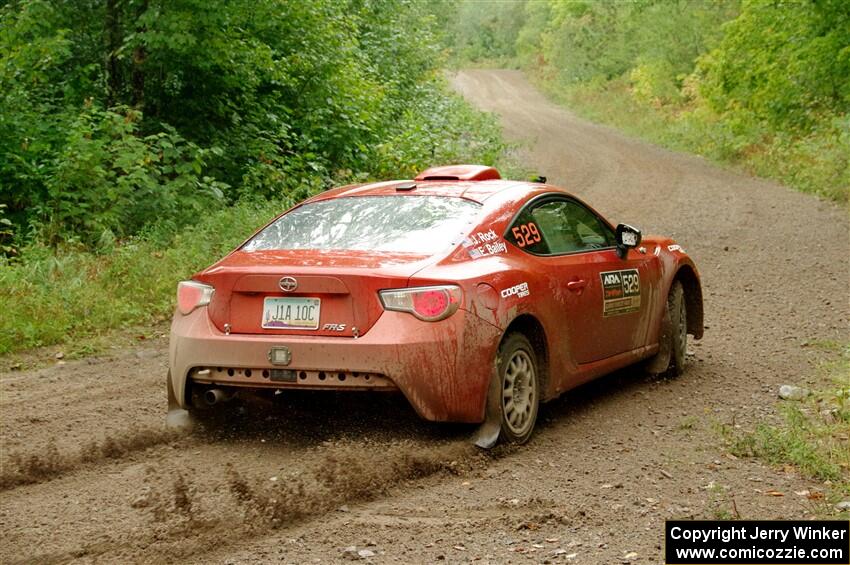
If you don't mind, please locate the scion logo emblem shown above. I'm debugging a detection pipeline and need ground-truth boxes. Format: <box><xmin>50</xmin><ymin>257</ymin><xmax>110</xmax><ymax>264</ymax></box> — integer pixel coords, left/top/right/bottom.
<box><xmin>278</xmin><ymin>276</ymin><xmax>298</xmax><ymax>292</ymax></box>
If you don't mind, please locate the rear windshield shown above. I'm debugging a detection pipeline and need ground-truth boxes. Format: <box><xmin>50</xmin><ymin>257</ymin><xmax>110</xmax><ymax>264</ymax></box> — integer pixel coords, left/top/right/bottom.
<box><xmin>242</xmin><ymin>195</ymin><xmax>481</xmax><ymax>254</ymax></box>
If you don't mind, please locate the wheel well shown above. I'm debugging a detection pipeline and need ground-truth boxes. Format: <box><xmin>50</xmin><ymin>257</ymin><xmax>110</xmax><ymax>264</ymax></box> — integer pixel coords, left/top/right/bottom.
<box><xmin>504</xmin><ymin>314</ymin><xmax>550</xmax><ymax>397</ymax></box>
<box><xmin>674</xmin><ymin>266</ymin><xmax>704</xmax><ymax>339</ymax></box>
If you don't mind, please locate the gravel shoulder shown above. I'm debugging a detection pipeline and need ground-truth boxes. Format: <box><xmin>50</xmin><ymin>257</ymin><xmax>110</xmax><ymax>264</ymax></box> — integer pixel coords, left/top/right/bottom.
<box><xmin>1</xmin><ymin>69</ymin><xmax>847</xmax><ymax>564</ymax></box>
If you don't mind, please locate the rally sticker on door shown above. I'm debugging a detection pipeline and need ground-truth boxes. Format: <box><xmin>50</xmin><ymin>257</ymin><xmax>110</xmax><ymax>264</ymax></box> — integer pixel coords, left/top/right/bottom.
<box><xmin>600</xmin><ymin>269</ymin><xmax>641</xmax><ymax>317</ymax></box>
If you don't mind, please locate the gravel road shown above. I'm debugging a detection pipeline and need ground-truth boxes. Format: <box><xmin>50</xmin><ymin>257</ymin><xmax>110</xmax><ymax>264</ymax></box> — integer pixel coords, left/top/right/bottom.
<box><xmin>1</xmin><ymin>69</ymin><xmax>847</xmax><ymax>564</ymax></box>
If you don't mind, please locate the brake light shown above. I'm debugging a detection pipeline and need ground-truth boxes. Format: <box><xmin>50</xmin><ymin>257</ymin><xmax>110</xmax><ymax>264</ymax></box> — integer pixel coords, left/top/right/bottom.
<box><xmin>379</xmin><ymin>285</ymin><xmax>462</xmax><ymax>322</ymax></box>
<box><xmin>176</xmin><ymin>280</ymin><xmax>214</xmax><ymax>315</ymax></box>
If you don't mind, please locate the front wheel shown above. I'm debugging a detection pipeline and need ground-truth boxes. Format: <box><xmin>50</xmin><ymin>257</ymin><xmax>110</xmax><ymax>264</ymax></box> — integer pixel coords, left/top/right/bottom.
<box><xmin>668</xmin><ymin>281</ymin><xmax>688</xmax><ymax>375</ymax></box>
<box><xmin>497</xmin><ymin>333</ymin><xmax>540</xmax><ymax>444</ymax></box>
<box><xmin>646</xmin><ymin>280</ymin><xmax>688</xmax><ymax>376</ymax></box>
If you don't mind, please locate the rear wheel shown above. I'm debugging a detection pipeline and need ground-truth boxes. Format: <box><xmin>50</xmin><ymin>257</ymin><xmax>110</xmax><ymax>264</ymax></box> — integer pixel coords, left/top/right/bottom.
<box><xmin>497</xmin><ymin>333</ymin><xmax>539</xmax><ymax>444</ymax></box>
<box><xmin>166</xmin><ymin>371</ymin><xmax>195</xmax><ymax>430</ymax></box>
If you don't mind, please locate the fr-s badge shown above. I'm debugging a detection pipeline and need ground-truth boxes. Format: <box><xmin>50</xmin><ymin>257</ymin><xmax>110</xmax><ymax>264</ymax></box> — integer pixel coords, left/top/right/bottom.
<box><xmin>322</xmin><ymin>323</ymin><xmax>346</xmax><ymax>331</ymax></box>
<box><xmin>600</xmin><ymin>269</ymin><xmax>641</xmax><ymax>317</ymax></box>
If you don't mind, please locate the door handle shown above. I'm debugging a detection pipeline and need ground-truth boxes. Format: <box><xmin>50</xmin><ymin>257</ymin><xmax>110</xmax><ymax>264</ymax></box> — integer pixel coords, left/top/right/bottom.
<box><xmin>567</xmin><ymin>279</ymin><xmax>587</xmax><ymax>292</ymax></box>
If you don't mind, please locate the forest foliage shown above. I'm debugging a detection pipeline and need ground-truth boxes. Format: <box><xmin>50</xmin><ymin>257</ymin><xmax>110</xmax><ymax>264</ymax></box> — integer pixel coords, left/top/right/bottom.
<box><xmin>1</xmin><ymin>0</ymin><xmax>504</xmax><ymax>251</ymax></box>
<box><xmin>450</xmin><ymin>0</ymin><xmax>850</xmax><ymax>202</ymax></box>
<box><xmin>0</xmin><ymin>0</ymin><xmax>506</xmax><ymax>354</ymax></box>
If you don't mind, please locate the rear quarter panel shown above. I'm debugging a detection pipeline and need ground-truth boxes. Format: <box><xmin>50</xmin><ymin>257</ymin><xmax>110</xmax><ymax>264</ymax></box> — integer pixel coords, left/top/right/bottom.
<box><xmin>410</xmin><ymin>188</ymin><xmax>580</xmax><ymax>402</ymax></box>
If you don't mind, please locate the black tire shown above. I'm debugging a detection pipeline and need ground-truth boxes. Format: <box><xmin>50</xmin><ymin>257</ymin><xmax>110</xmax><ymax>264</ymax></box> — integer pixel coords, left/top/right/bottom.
<box><xmin>497</xmin><ymin>333</ymin><xmax>540</xmax><ymax>444</ymax></box>
<box><xmin>668</xmin><ymin>280</ymin><xmax>688</xmax><ymax>375</ymax></box>
<box><xmin>645</xmin><ymin>280</ymin><xmax>688</xmax><ymax>376</ymax></box>
<box><xmin>166</xmin><ymin>370</ymin><xmax>196</xmax><ymax>430</ymax></box>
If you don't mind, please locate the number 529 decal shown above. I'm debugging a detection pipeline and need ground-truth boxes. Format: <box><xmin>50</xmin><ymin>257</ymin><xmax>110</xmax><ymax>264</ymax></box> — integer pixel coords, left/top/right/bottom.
<box><xmin>600</xmin><ymin>268</ymin><xmax>641</xmax><ymax>317</ymax></box>
<box><xmin>511</xmin><ymin>222</ymin><xmax>541</xmax><ymax>248</ymax></box>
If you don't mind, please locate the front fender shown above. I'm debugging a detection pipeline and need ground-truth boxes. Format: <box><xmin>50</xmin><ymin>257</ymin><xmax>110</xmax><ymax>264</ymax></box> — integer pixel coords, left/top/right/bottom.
<box><xmin>648</xmin><ymin>238</ymin><xmax>704</xmax><ymax>340</ymax></box>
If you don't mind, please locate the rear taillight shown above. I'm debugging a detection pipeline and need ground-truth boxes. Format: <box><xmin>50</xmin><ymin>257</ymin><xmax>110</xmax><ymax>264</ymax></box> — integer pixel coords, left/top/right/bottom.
<box><xmin>176</xmin><ymin>280</ymin><xmax>214</xmax><ymax>315</ymax></box>
<box><xmin>379</xmin><ymin>285</ymin><xmax>462</xmax><ymax>321</ymax></box>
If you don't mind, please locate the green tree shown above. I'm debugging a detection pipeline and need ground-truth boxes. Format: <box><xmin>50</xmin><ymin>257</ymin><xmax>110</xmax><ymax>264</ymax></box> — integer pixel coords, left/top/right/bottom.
<box><xmin>0</xmin><ymin>0</ymin><xmax>501</xmax><ymax>248</ymax></box>
<box><xmin>448</xmin><ymin>0</ymin><xmax>526</xmax><ymax>63</ymax></box>
<box><xmin>697</xmin><ymin>0</ymin><xmax>850</xmax><ymax>131</ymax></box>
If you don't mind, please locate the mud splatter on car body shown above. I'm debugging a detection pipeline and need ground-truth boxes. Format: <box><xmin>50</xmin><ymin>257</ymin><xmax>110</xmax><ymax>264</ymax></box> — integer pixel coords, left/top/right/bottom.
<box><xmin>169</xmin><ymin>164</ymin><xmax>703</xmax><ymax>442</ymax></box>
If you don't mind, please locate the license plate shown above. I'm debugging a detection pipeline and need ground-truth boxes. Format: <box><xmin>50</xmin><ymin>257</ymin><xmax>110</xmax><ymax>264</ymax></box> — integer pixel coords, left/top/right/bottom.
<box><xmin>262</xmin><ymin>297</ymin><xmax>321</xmax><ymax>330</ymax></box>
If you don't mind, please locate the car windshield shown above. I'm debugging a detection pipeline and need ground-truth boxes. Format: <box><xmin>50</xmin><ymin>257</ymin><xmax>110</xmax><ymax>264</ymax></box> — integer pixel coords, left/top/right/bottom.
<box><xmin>242</xmin><ymin>195</ymin><xmax>481</xmax><ymax>254</ymax></box>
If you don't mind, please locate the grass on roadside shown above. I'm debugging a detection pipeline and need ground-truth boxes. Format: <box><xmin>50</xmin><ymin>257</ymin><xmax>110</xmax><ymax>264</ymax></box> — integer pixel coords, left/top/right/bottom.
<box><xmin>0</xmin><ymin>197</ymin><xmax>290</xmax><ymax>356</ymax></box>
<box><xmin>719</xmin><ymin>343</ymin><xmax>850</xmax><ymax>509</ymax></box>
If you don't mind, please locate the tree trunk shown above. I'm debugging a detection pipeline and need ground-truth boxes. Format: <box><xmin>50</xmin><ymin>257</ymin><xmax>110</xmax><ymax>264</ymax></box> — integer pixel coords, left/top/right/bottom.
<box><xmin>131</xmin><ymin>0</ymin><xmax>149</xmax><ymax>110</ymax></box>
<box><xmin>105</xmin><ymin>0</ymin><xmax>122</xmax><ymax>107</ymax></box>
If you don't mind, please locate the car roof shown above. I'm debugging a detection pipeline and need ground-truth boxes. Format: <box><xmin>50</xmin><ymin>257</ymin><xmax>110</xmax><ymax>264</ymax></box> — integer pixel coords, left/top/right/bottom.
<box><xmin>308</xmin><ymin>179</ymin><xmax>543</xmax><ymax>204</ymax></box>
<box><xmin>305</xmin><ymin>165</ymin><xmax>569</xmax><ymax>205</ymax></box>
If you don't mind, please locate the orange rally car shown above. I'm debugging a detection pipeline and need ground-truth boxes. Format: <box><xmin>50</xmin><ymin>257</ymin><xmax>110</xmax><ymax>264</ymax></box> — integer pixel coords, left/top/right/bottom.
<box><xmin>167</xmin><ymin>165</ymin><xmax>703</xmax><ymax>446</ymax></box>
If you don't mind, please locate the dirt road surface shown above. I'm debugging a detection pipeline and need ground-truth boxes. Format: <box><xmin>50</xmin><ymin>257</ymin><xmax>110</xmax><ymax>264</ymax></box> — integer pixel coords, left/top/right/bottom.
<box><xmin>2</xmin><ymin>70</ymin><xmax>847</xmax><ymax>564</ymax></box>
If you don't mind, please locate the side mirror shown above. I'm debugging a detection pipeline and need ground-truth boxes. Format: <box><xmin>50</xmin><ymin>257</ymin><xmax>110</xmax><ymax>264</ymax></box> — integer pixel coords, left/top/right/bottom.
<box><xmin>615</xmin><ymin>223</ymin><xmax>642</xmax><ymax>259</ymax></box>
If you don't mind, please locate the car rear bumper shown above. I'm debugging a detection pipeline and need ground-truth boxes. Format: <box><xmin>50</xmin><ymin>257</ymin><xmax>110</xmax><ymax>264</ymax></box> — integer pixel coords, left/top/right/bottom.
<box><xmin>169</xmin><ymin>307</ymin><xmax>502</xmax><ymax>423</ymax></box>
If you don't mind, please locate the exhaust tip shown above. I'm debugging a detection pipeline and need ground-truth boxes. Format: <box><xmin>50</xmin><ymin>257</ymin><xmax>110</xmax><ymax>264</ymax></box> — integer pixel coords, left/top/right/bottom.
<box><xmin>204</xmin><ymin>388</ymin><xmax>229</xmax><ymax>406</ymax></box>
